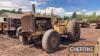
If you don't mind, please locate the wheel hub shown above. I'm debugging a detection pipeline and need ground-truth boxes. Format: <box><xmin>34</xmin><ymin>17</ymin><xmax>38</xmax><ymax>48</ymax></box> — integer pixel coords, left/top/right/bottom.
<box><xmin>50</xmin><ymin>37</ymin><xmax>58</xmax><ymax>48</ymax></box>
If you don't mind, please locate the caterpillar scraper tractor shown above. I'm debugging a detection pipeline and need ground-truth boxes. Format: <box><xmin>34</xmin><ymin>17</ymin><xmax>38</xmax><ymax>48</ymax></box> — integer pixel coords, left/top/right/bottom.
<box><xmin>0</xmin><ymin>17</ymin><xmax>5</xmax><ymax>33</ymax></box>
<box><xmin>95</xmin><ymin>19</ymin><xmax>100</xmax><ymax>29</ymax></box>
<box><xmin>17</xmin><ymin>13</ymin><xmax>80</xmax><ymax>53</ymax></box>
<box><xmin>78</xmin><ymin>19</ymin><xmax>90</xmax><ymax>28</ymax></box>
<box><xmin>89</xmin><ymin>19</ymin><xmax>100</xmax><ymax>29</ymax></box>
<box><xmin>0</xmin><ymin>13</ymin><xmax>22</xmax><ymax>37</ymax></box>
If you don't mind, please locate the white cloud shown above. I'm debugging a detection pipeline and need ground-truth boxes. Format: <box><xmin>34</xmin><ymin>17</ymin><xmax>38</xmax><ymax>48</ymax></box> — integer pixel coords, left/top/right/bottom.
<box><xmin>0</xmin><ymin>0</ymin><xmax>30</xmax><ymax>11</ymax></box>
<box><xmin>36</xmin><ymin>7</ymin><xmax>66</xmax><ymax>16</ymax></box>
<box><xmin>85</xmin><ymin>12</ymin><xmax>93</xmax><ymax>15</ymax></box>
<box><xmin>96</xmin><ymin>10</ymin><xmax>100</xmax><ymax>16</ymax></box>
<box><xmin>0</xmin><ymin>0</ymin><xmax>46</xmax><ymax>12</ymax></box>
<box><xmin>36</xmin><ymin>7</ymin><xmax>100</xmax><ymax>17</ymax></box>
<box><xmin>65</xmin><ymin>11</ymin><xmax>84</xmax><ymax>16</ymax></box>
<box><xmin>82</xmin><ymin>9</ymin><xmax>88</xmax><ymax>12</ymax></box>
<box><xmin>30</xmin><ymin>1</ymin><xmax>42</xmax><ymax>6</ymax></box>
<box><xmin>65</xmin><ymin>12</ymin><xmax>73</xmax><ymax>16</ymax></box>
<box><xmin>0</xmin><ymin>0</ymin><xmax>100</xmax><ymax>16</ymax></box>
<box><xmin>1</xmin><ymin>1</ymin><xmax>16</xmax><ymax>7</ymax></box>
<box><xmin>65</xmin><ymin>11</ymin><xmax>96</xmax><ymax>16</ymax></box>
<box><xmin>0</xmin><ymin>0</ymin><xmax>65</xmax><ymax>16</ymax></box>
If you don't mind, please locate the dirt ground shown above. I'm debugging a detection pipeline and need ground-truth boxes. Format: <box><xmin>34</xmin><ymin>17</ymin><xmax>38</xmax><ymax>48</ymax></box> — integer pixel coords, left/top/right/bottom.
<box><xmin>0</xmin><ymin>28</ymin><xmax>100</xmax><ymax>56</ymax></box>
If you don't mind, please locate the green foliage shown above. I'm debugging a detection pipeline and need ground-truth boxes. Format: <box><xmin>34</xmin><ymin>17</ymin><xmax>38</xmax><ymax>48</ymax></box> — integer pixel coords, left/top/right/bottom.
<box><xmin>76</xmin><ymin>15</ymin><xmax>83</xmax><ymax>20</ymax></box>
<box><xmin>96</xmin><ymin>15</ymin><xmax>100</xmax><ymax>20</ymax></box>
<box><xmin>63</xmin><ymin>11</ymin><xmax>99</xmax><ymax>23</ymax></box>
<box><xmin>0</xmin><ymin>8</ymin><xmax>23</xmax><ymax>15</ymax></box>
<box><xmin>10</xmin><ymin>9</ymin><xmax>16</xmax><ymax>13</ymax></box>
<box><xmin>0</xmin><ymin>9</ymin><xmax>10</xmax><ymax>15</ymax></box>
<box><xmin>72</xmin><ymin>11</ymin><xmax>77</xmax><ymax>18</ymax></box>
<box><xmin>63</xmin><ymin>16</ymin><xmax>71</xmax><ymax>20</ymax></box>
<box><xmin>91</xmin><ymin>12</ymin><xmax>96</xmax><ymax>20</ymax></box>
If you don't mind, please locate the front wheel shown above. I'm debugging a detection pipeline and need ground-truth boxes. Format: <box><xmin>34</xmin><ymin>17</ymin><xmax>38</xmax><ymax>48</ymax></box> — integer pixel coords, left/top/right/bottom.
<box><xmin>16</xmin><ymin>27</ymin><xmax>22</xmax><ymax>38</ymax></box>
<box><xmin>19</xmin><ymin>36</ymin><xmax>28</xmax><ymax>45</ymax></box>
<box><xmin>42</xmin><ymin>29</ymin><xmax>60</xmax><ymax>53</ymax></box>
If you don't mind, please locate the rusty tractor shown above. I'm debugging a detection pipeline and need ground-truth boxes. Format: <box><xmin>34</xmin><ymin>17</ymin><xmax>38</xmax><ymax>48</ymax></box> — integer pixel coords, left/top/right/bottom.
<box><xmin>95</xmin><ymin>19</ymin><xmax>100</xmax><ymax>29</ymax></box>
<box><xmin>17</xmin><ymin>13</ymin><xmax>80</xmax><ymax>53</ymax></box>
<box><xmin>78</xmin><ymin>19</ymin><xmax>90</xmax><ymax>28</ymax></box>
<box><xmin>1</xmin><ymin>13</ymin><xmax>22</xmax><ymax>37</ymax></box>
<box><xmin>0</xmin><ymin>17</ymin><xmax>5</xmax><ymax>33</ymax></box>
<box><xmin>89</xmin><ymin>19</ymin><xmax>100</xmax><ymax>29</ymax></box>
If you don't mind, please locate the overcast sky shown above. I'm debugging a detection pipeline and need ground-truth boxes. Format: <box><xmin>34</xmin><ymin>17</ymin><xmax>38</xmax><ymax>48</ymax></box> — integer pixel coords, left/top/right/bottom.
<box><xmin>0</xmin><ymin>0</ymin><xmax>100</xmax><ymax>16</ymax></box>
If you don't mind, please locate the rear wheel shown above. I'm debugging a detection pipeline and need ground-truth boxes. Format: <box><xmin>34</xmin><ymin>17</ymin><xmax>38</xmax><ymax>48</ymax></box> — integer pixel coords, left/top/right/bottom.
<box><xmin>67</xmin><ymin>20</ymin><xmax>80</xmax><ymax>41</ymax></box>
<box><xmin>42</xmin><ymin>29</ymin><xmax>60</xmax><ymax>53</ymax></box>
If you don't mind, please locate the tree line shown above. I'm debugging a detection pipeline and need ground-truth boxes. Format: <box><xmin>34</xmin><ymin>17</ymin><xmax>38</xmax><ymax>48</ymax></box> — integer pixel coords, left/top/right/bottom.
<box><xmin>1</xmin><ymin>8</ymin><xmax>100</xmax><ymax>22</ymax></box>
<box><xmin>0</xmin><ymin>8</ymin><xmax>23</xmax><ymax>15</ymax></box>
<box><xmin>63</xmin><ymin>11</ymin><xmax>100</xmax><ymax>22</ymax></box>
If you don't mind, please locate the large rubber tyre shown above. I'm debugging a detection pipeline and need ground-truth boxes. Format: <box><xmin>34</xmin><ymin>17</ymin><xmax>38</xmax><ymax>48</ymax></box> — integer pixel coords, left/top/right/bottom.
<box><xmin>16</xmin><ymin>27</ymin><xmax>22</xmax><ymax>38</ymax></box>
<box><xmin>19</xmin><ymin>36</ymin><xmax>28</xmax><ymax>45</ymax></box>
<box><xmin>42</xmin><ymin>29</ymin><xmax>60</xmax><ymax>53</ymax></box>
<box><xmin>67</xmin><ymin>20</ymin><xmax>80</xmax><ymax>41</ymax></box>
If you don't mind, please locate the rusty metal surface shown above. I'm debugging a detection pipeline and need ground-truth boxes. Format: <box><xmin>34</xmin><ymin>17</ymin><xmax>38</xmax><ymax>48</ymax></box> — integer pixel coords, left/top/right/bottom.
<box><xmin>21</xmin><ymin>14</ymin><xmax>35</xmax><ymax>32</ymax></box>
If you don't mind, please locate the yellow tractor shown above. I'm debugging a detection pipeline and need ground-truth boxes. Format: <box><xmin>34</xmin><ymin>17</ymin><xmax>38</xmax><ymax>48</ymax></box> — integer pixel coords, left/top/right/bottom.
<box><xmin>0</xmin><ymin>22</ymin><xmax>3</xmax><ymax>33</ymax></box>
<box><xmin>0</xmin><ymin>17</ymin><xmax>6</xmax><ymax>33</ymax></box>
<box><xmin>17</xmin><ymin>13</ymin><xmax>80</xmax><ymax>53</ymax></box>
<box><xmin>95</xmin><ymin>19</ymin><xmax>100</xmax><ymax>29</ymax></box>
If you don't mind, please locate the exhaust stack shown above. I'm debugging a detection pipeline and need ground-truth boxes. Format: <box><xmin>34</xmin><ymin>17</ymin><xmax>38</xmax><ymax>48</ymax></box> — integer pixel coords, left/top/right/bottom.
<box><xmin>32</xmin><ymin>4</ymin><xmax>35</xmax><ymax>13</ymax></box>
